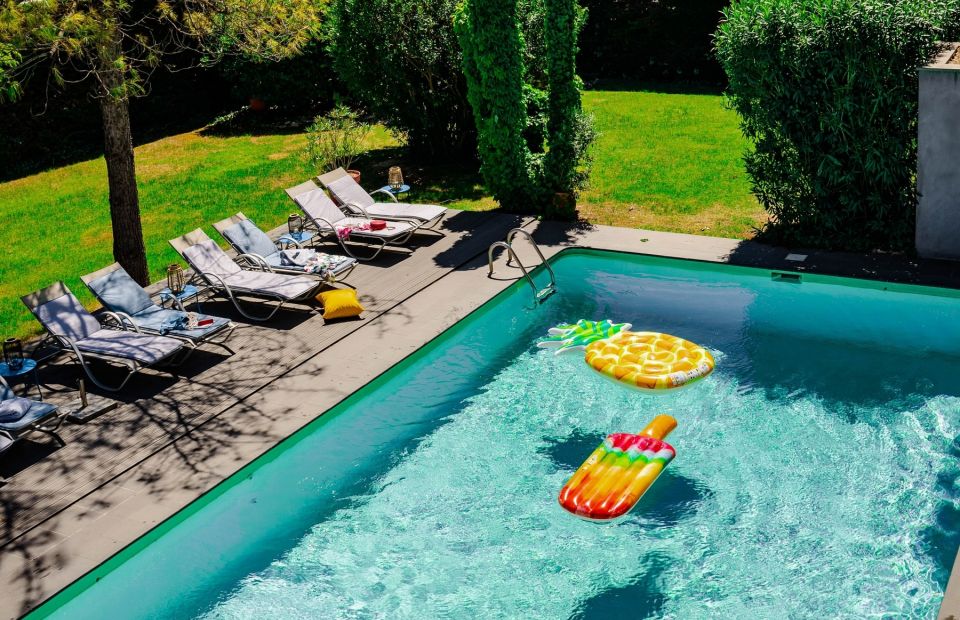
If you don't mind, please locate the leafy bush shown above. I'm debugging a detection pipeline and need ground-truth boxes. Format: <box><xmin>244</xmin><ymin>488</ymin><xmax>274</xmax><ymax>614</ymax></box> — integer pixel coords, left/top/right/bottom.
<box><xmin>218</xmin><ymin>38</ymin><xmax>338</xmax><ymax>112</ymax></box>
<box><xmin>327</xmin><ymin>0</ymin><xmax>552</xmax><ymax>160</ymax></box>
<box><xmin>305</xmin><ymin>105</ymin><xmax>372</xmax><ymax>173</ymax></box>
<box><xmin>716</xmin><ymin>0</ymin><xmax>958</xmax><ymax>250</ymax></box>
<box><xmin>543</xmin><ymin>0</ymin><xmax>593</xmax><ymax>206</ymax></box>
<box><xmin>456</xmin><ymin>0</ymin><xmax>539</xmax><ymax>206</ymax></box>
<box><xmin>456</xmin><ymin>0</ymin><xmax>594</xmax><ymax>215</ymax></box>
<box><xmin>327</xmin><ymin>0</ymin><xmax>474</xmax><ymax>158</ymax></box>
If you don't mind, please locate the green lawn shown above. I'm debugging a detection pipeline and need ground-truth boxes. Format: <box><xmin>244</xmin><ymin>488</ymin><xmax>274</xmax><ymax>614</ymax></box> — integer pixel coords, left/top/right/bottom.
<box><xmin>579</xmin><ymin>89</ymin><xmax>763</xmax><ymax>237</ymax></box>
<box><xmin>0</xmin><ymin>89</ymin><xmax>762</xmax><ymax>340</ymax></box>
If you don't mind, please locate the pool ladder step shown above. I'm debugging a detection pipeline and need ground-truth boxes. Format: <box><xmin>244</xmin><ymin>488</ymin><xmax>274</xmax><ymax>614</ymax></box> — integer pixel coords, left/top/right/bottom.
<box><xmin>487</xmin><ymin>228</ymin><xmax>557</xmax><ymax>303</ymax></box>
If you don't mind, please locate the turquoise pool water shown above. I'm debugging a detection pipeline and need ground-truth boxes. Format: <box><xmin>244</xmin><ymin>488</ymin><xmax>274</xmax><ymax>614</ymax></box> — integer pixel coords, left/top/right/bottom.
<box><xmin>39</xmin><ymin>250</ymin><xmax>960</xmax><ymax>619</ymax></box>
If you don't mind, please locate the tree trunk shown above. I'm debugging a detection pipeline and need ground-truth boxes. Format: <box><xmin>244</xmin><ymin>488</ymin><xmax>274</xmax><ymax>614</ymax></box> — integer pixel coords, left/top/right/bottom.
<box><xmin>99</xmin><ymin>80</ymin><xmax>149</xmax><ymax>286</ymax></box>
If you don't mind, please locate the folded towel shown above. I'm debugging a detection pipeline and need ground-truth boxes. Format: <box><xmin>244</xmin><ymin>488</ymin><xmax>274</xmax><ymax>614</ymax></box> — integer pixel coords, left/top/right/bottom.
<box><xmin>278</xmin><ymin>249</ymin><xmax>351</xmax><ymax>278</ymax></box>
<box><xmin>159</xmin><ymin>312</ymin><xmax>200</xmax><ymax>334</ymax></box>
<box><xmin>279</xmin><ymin>249</ymin><xmax>315</xmax><ymax>268</ymax></box>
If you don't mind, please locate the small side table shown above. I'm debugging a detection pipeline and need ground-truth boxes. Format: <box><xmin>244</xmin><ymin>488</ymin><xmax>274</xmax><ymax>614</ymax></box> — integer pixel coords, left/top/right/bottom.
<box><xmin>278</xmin><ymin>230</ymin><xmax>317</xmax><ymax>248</ymax></box>
<box><xmin>0</xmin><ymin>359</ymin><xmax>43</xmax><ymax>401</ymax></box>
<box><xmin>377</xmin><ymin>184</ymin><xmax>410</xmax><ymax>199</ymax></box>
<box><xmin>158</xmin><ymin>284</ymin><xmax>204</xmax><ymax>312</ymax></box>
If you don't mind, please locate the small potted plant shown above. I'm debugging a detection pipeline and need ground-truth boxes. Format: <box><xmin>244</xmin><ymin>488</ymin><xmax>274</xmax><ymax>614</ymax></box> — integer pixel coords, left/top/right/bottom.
<box><xmin>305</xmin><ymin>105</ymin><xmax>371</xmax><ymax>183</ymax></box>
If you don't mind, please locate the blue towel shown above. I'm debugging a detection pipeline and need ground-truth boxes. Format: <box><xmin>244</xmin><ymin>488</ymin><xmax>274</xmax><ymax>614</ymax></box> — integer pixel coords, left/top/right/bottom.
<box><xmin>159</xmin><ymin>314</ymin><xmax>189</xmax><ymax>334</ymax></box>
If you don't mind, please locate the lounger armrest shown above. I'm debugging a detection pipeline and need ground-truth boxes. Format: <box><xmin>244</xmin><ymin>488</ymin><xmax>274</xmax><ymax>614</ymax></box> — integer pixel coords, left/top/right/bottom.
<box><xmin>100</xmin><ymin>311</ymin><xmax>143</xmax><ymax>334</ymax></box>
<box><xmin>275</xmin><ymin>235</ymin><xmax>304</xmax><ymax>249</ymax></box>
<box><xmin>48</xmin><ymin>331</ymin><xmax>91</xmax><ymax>365</ymax></box>
<box><xmin>343</xmin><ymin>201</ymin><xmax>373</xmax><ymax>220</ymax></box>
<box><xmin>236</xmin><ymin>253</ymin><xmax>275</xmax><ymax>273</ymax></box>
<box><xmin>304</xmin><ymin>215</ymin><xmax>342</xmax><ymax>234</ymax></box>
<box><xmin>369</xmin><ymin>188</ymin><xmax>399</xmax><ymax>203</ymax></box>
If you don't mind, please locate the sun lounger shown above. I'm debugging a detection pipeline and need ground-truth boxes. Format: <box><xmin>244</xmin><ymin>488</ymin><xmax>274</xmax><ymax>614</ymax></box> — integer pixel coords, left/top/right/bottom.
<box><xmin>21</xmin><ymin>283</ymin><xmax>188</xmax><ymax>392</ymax></box>
<box><xmin>81</xmin><ymin>263</ymin><xmax>236</xmax><ymax>355</ymax></box>
<box><xmin>0</xmin><ymin>375</ymin><xmax>65</xmax><ymax>453</ymax></box>
<box><xmin>211</xmin><ymin>213</ymin><xmax>357</xmax><ymax>284</ymax></box>
<box><xmin>317</xmin><ymin>167</ymin><xmax>446</xmax><ymax>230</ymax></box>
<box><xmin>284</xmin><ymin>182</ymin><xmax>417</xmax><ymax>261</ymax></box>
<box><xmin>169</xmin><ymin>229</ymin><xmax>324</xmax><ymax>321</ymax></box>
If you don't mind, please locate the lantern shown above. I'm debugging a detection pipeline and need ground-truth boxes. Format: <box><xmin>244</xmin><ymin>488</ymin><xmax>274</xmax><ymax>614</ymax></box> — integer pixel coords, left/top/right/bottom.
<box><xmin>388</xmin><ymin>166</ymin><xmax>404</xmax><ymax>191</ymax></box>
<box><xmin>166</xmin><ymin>263</ymin><xmax>186</xmax><ymax>295</ymax></box>
<box><xmin>3</xmin><ymin>338</ymin><xmax>23</xmax><ymax>370</ymax></box>
<box><xmin>288</xmin><ymin>213</ymin><xmax>304</xmax><ymax>234</ymax></box>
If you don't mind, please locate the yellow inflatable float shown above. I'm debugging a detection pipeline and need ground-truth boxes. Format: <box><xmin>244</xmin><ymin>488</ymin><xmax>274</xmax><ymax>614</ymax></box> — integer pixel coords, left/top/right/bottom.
<box><xmin>584</xmin><ymin>331</ymin><xmax>714</xmax><ymax>392</ymax></box>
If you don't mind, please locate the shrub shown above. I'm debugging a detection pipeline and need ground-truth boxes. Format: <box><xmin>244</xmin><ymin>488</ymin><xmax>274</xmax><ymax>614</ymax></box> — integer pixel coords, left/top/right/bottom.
<box><xmin>456</xmin><ymin>0</ymin><xmax>594</xmax><ymax>215</ymax></box>
<box><xmin>543</xmin><ymin>0</ymin><xmax>592</xmax><ymax>203</ymax></box>
<box><xmin>716</xmin><ymin>0</ymin><xmax>958</xmax><ymax>251</ymax></box>
<box><xmin>327</xmin><ymin>0</ymin><xmax>475</xmax><ymax>158</ymax></box>
<box><xmin>327</xmin><ymin>0</ymin><xmax>551</xmax><ymax>160</ymax></box>
<box><xmin>456</xmin><ymin>0</ymin><xmax>539</xmax><ymax>207</ymax></box>
<box><xmin>218</xmin><ymin>39</ymin><xmax>338</xmax><ymax>112</ymax></box>
<box><xmin>305</xmin><ymin>105</ymin><xmax>372</xmax><ymax>174</ymax></box>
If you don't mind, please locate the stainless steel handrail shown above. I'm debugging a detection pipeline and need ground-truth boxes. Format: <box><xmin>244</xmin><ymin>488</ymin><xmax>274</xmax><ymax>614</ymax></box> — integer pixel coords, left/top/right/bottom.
<box><xmin>505</xmin><ymin>228</ymin><xmax>556</xmax><ymax>290</ymax></box>
<box><xmin>487</xmin><ymin>230</ymin><xmax>556</xmax><ymax>303</ymax></box>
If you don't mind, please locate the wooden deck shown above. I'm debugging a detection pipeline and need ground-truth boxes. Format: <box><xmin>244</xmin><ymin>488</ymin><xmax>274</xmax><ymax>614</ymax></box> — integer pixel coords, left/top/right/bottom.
<box><xmin>0</xmin><ymin>209</ymin><xmax>525</xmax><ymax>565</ymax></box>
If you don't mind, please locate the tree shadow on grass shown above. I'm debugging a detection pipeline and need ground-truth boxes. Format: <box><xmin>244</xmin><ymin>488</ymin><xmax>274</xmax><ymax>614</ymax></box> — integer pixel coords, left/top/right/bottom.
<box><xmin>585</xmin><ymin>78</ymin><xmax>724</xmax><ymax>96</ymax></box>
<box><xmin>198</xmin><ymin>106</ymin><xmax>317</xmax><ymax>139</ymax></box>
<box><xmin>0</xmin><ymin>69</ymin><xmax>235</xmax><ymax>183</ymax></box>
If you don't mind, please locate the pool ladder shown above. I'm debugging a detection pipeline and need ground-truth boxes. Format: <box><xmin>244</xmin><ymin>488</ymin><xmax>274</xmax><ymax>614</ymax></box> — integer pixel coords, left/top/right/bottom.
<box><xmin>487</xmin><ymin>228</ymin><xmax>557</xmax><ymax>303</ymax></box>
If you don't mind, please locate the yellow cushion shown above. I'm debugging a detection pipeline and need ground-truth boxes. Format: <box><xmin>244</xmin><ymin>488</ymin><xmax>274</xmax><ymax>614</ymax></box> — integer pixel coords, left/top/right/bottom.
<box><xmin>316</xmin><ymin>288</ymin><xmax>365</xmax><ymax>320</ymax></box>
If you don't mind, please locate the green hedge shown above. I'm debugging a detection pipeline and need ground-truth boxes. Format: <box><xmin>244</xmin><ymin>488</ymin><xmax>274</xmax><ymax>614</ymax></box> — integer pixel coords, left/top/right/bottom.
<box><xmin>328</xmin><ymin>0</ymin><xmax>478</xmax><ymax>158</ymax></box>
<box><xmin>456</xmin><ymin>0</ymin><xmax>593</xmax><ymax>215</ymax></box>
<box><xmin>455</xmin><ymin>0</ymin><xmax>538</xmax><ymax>204</ymax></box>
<box><xmin>716</xmin><ymin>0</ymin><xmax>958</xmax><ymax>251</ymax></box>
<box><xmin>329</xmin><ymin>0</ymin><xmax>553</xmax><ymax>159</ymax></box>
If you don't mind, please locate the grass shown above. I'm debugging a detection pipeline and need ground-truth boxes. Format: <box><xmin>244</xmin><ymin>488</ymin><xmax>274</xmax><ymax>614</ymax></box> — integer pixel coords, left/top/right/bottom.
<box><xmin>0</xmin><ymin>88</ymin><xmax>763</xmax><ymax>340</ymax></box>
<box><xmin>578</xmin><ymin>89</ymin><xmax>764</xmax><ymax>237</ymax></box>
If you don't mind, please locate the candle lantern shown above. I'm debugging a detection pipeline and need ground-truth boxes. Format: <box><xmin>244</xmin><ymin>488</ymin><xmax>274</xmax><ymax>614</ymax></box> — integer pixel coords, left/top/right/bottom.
<box><xmin>3</xmin><ymin>338</ymin><xmax>23</xmax><ymax>370</ymax></box>
<box><xmin>388</xmin><ymin>166</ymin><xmax>404</xmax><ymax>191</ymax></box>
<box><xmin>288</xmin><ymin>213</ymin><xmax>304</xmax><ymax>234</ymax></box>
<box><xmin>166</xmin><ymin>263</ymin><xmax>186</xmax><ymax>295</ymax></box>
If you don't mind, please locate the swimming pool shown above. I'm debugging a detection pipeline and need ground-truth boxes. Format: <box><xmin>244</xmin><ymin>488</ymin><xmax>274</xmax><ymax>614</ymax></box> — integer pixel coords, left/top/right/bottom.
<box><xmin>34</xmin><ymin>249</ymin><xmax>960</xmax><ymax>618</ymax></box>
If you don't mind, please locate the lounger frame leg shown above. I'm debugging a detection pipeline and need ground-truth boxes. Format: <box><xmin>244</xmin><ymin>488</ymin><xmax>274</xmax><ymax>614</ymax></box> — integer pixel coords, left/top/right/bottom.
<box><xmin>59</xmin><ymin>338</ymin><xmax>140</xmax><ymax>393</ymax></box>
<box><xmin>200</xmin><ymin>273</ymin><xmax>289</xmax><ymax>322</ymax></box>
<box><xmin>51</xmin><ymin>334</ymin><xmax>184</xmax><ymax>393</ymax></box>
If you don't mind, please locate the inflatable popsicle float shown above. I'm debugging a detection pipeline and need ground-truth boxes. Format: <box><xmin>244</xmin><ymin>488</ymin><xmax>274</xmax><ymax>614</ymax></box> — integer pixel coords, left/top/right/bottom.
<box><xmin>559</xmin><ymin>415</ymin><xmax>677</xmax><ymax>521</ymax></box>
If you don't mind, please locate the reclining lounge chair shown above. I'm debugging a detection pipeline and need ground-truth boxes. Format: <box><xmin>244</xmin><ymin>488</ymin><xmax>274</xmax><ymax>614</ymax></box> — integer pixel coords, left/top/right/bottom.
<box><xmin>211</xmin><ymin>212</ymin><xmax>356</xmax><ymax>284</ymax></box>
<box><xmin>317</xmin><ymin>168</ymin><xmax>447</xmax><ymax>230</ymax></box>
<box><xmin>0</xmin><ymin>375</ymin><xmax>65</xmax><ymax>450</ymax></box>
<box><xmin>285</xmin><ymin>184</ymin><xmax>417</xmax><ymax>261</ymax></box>
<box><xmin>81</xmin><ymin>263</ymin><xmax>236</xmax><ymax>355</ymax></box>
<box><xmin>169</xmin><ymin>229</ymin><xmax>324</xmax><ymax>321</ymax></box>
<box><xmin>21</xmin><ymin>283</ymin><xmax>188</xmax><ymax>392</ymax></box>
